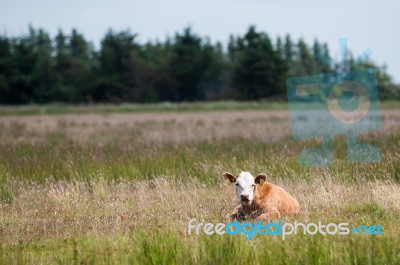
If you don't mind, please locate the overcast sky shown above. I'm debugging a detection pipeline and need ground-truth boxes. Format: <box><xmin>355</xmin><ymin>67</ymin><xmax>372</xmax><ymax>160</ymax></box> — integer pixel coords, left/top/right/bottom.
<box><xmin>1</xmin><ymin>0</ymin><xmax>399</xmax><ymax>82</ymax></box>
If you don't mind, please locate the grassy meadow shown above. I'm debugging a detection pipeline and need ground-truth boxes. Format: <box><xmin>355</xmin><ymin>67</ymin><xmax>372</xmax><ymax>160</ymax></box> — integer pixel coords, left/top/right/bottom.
<box><xmin>0</xmin><ymin>103</ymin><xmax>400</xmax><ymax>264</ymax></box>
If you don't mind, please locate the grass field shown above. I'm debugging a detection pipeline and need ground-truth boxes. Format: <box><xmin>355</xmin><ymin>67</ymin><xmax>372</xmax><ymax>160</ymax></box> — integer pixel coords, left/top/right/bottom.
<box><xmin>0</xmin><ymin>103</ymin><xmax>400</xmax><ymax>264</ymax></box>
<box><xmin>0</xmin><ymin>100</ymin><xmax>399</xmax><ymax>115</ymax></box>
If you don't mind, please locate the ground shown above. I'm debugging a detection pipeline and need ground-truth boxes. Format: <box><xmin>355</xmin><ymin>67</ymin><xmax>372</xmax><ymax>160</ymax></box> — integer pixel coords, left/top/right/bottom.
<box><xmin>0</xmin><ymin>103</ymin><xmax>399</xmax><ymax>264</ymax></box>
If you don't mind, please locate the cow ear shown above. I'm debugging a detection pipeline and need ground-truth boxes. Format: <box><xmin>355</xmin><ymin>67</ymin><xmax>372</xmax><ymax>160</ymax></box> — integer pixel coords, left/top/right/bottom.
<box><xmin>254</xmin><ymin>174</ymin><xmax>267</xmax><ymax>185</ymax></box>
<box><xmin>223</xmin><ymin>172</ymin><xmax>236</xmax><ymax>183</ymax></box>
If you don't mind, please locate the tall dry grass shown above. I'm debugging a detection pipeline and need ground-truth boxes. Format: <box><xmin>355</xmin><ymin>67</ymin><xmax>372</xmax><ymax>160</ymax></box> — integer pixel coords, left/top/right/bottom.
<box><xmin>1</xmin><ymin>177</ymin><xmax>400</xmax><ymax>245</ymax></box>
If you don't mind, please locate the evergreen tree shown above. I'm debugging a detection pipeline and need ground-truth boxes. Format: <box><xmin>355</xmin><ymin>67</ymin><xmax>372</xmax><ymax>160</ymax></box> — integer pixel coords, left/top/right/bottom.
<box><xmin>296</xmin><ymin>39</ymin><xmax>316</xmax><ymax>76</ymax></box>
<box><xmin>232</xmin><ymin>26</ymin><xmax>287</xmax><ymax>100</ymax></box>
<box><xmin>0</xmin><ymin>36</ymin><xmax>12</xmax><ymax>102</ymax></box>
<box><xmin>169</xmin><ymin>27</ymin><xmax>219</xmax><ymax>101</ymax></box>
<box><xmin>95</xmin><ymin>30</ymin><xmax>138</xmax><ymax>102</ymax></box>
<box><xmin>31</xmin><ymin>28</ymin><xmax>56</xmax><ymax>102</ymax></box>
<box><xmin>7</xmin><ymin>26</ymin><xmax>39</xmax><ymax>103</ymax></box>
<box><xmin>313</xmin><ymin>40</ymin><xmax>332</xmax><ymax>73</ymax></box>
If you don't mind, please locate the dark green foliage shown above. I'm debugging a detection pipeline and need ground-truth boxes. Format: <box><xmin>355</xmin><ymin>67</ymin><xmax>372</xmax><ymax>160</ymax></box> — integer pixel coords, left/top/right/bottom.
<box><xmin>0</xmin><ymin>26</ymin><xmax>398</xmax><ymax>103</ymax></box>
<box><xmin>229</xmin><ymin>26</ymin><xmax>288</xmax><ymax>100</ymax></box>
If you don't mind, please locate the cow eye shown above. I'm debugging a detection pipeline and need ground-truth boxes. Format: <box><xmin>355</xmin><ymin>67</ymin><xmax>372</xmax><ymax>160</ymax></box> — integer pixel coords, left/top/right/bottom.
<box><xmin>252</xmin><ymin>184</ymin><xmax>256</xmax><ymax>187</ymax></box>
<box><xmin>235</xmin><ymin>183</ymin><xmax>239</xmax><ymax>186</ymax></box>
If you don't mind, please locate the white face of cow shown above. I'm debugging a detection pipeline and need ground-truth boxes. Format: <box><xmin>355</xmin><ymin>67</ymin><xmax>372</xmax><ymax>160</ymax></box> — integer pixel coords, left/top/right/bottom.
<box><xmin>223</xmin><ymin>171</ymin><xmax>267</xmax><ymax>206</ymax></box>
<box><xmin>234</xmin><ymin>172</ymin><xmax>256</xmax><ymax>205</ymax></box>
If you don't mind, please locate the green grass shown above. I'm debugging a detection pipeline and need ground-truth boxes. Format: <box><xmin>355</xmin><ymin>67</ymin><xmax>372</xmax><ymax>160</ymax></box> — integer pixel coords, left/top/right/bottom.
<box><xmin>2</xmin><ymin>231</ymin><xmax>399</xmax><ymax>264</ymax></box>
<box><xmin>0</xmin><ymin>135</ymin><xmax>399</xmax><ymax>185</ymax></box>
<box><xmin>0</xmin><ymin>101</ymin><xmax>288</xmax><ymax>115</ymax></box>
<box><xmin>0</xmin><ymin>100</ymin><xmax>398</xmax><ymax>115</ymax></box>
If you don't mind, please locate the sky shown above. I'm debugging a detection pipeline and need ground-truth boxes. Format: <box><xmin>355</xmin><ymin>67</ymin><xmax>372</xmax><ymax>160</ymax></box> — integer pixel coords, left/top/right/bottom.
<box><xmin>1</xmin><ymin>0</ymin><xmax>399</xmax><ymax>82</ymax></box>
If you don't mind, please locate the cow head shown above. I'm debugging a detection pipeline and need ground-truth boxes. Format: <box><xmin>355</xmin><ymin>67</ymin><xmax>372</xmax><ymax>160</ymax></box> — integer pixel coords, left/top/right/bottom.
<box><xmin>223</xmin><ymin>171</ymin><xmax>266</xmax><ymax>205</ymax></box>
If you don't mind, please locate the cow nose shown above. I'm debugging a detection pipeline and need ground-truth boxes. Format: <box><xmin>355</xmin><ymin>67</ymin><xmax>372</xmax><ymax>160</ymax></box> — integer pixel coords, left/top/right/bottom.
<box><xmin>241</xmin><ymin>195</ymin><xmax>249</xmax><ymax>201</ymax></box>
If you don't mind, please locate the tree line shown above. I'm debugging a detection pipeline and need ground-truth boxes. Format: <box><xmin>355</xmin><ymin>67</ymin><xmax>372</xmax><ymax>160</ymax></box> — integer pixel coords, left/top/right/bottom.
<box><xmin>0</xmin><ymin>26</ymin><xmax>398</xmax><ymax>104</ymax></box>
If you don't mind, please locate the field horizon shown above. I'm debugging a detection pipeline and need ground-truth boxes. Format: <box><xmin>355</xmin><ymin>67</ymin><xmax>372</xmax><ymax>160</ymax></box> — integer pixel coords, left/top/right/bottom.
<box><xmin>0</xmin><ymin>100</ymin><xmax>399</xmax><ymax>116</ymax></box>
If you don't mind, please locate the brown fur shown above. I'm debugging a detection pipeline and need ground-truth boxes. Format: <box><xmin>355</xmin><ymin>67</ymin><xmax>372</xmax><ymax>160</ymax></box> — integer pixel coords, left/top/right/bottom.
<box><xmin>230</xmin><ymin>181</ymin><xmax>300</xmax><ymax>221</ymax></box>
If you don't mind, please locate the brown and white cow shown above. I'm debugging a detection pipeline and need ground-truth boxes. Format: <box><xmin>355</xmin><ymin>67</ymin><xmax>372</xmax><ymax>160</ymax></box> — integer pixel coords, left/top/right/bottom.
<box><xmin>223</xmin><ymin>171</ymin><xmax>300</xmax><ymax>221</ymax></box>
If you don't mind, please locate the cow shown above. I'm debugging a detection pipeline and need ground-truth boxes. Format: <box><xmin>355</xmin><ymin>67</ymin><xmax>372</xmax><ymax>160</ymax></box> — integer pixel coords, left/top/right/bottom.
<box><xmin>223</xmin><ymin>171</ymin><xmax>300</xmax><ymax>221</ymax></box>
